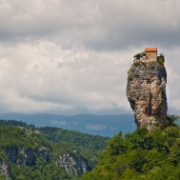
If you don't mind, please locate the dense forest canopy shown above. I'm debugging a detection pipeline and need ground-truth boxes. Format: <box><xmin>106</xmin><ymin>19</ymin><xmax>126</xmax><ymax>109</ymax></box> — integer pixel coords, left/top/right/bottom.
<box><xmin>1</xmin><ymin>115</ymin><xmax>180</xmax><ymax>180</ymax></box>
<box><xmin>80</xmin><ymin>115</ymin><xmax>180</xmax><ymax>180</ymax></box>
<box><xmin>0</xmin><ymin>120</ymin><xmax>109</xmax><ymax>180</ymax></box>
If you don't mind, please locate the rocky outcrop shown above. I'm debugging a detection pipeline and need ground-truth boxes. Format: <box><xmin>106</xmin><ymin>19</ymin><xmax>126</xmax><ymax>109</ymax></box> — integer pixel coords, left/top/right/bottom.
<box><xmin>0</xmin><ymin>147</ymin><xmax>49</xmax><ymax>179</ymax></box>
<box><xmin>0</xmin><ymin>160</ymin><xmax>11</xmax><ymax>179</ymax></box>
<box><xmin>55</xmin><ymin>153</ymin><xmax>88</xmax><ymax>177</ymax></box>
<box><xmin>4</xmin><ymin>147</ymin><xmax>49</xmax><ymax>166</ymax></box>
<box><xmin>127</xmin><ymin>48</ymin><xmax>167</xmax><ymax>129</ymax></box>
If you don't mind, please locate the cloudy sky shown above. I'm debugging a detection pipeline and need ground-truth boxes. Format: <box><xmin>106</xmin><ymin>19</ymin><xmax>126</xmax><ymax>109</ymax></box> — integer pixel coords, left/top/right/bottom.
<box><xmin>0</xmin><ymin>0</ymin><xmax>180</xmax><ymax>115</ymax></box>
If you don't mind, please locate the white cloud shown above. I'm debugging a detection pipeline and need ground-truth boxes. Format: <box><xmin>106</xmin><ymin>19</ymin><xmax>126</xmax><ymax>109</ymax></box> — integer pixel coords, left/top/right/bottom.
<box><xmin>0</xmin><ymin>0</ymin><xmax>179</xmax><ymax>115</ymax></box>
<box><xmin>0</xmin><ymin>41</ymin><xmax>133</xmax><ymax>114</ymax></box>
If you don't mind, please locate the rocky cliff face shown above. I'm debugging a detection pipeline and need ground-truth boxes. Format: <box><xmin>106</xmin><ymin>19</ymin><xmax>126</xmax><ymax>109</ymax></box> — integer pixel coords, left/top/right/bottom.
<box><xmin>55</xmin><ymin>152</ymin><xmax>88</xmax><ymax>177</ymax></box>
<box><xmin>0</xmin><ymin>159</ymin><xmax>11</xmax><ymax>179</ymax></box>
<box><xmin>5</xmin><ymin>146</ymin><xmax>49</xmax><ymax>166</ymax></box>
<box><xmin>0</xmin><ymin>144</ymin><xmax>89</xmax><ymax>179</ymax></box>
<box><xmin>0</xmin><ymin>147</ymin><xmax>49</xmax><ymax>179</ymax></box>
<box><xmin>127</xmin><ymin>50</ymin><xmax>167</xmax><ymax>129</ymax></box>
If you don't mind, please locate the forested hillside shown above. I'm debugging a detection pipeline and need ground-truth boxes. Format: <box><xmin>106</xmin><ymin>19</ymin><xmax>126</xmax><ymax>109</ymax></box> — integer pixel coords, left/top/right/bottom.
<box><xmin>0</xmin><ymin>120</ymin><xmax>109</xmax><ymax>153</ymax></box>
<box><xmin>80</xmin><ymin>115</ymin><xmax>180</xmax><ymax>180</ymax></box>
<box><xmin>2</xmin><ymin>116</ymin><xmax>180</xmax><ymax>180</ymax></box>
<box><xmin>0</xmin><ymin>125</ymin><xmax>74</xmax><ymax>180</ymax></box>
<box><xmin>0</xmin><ymin>120</ymin><xmax>109</xmax><ymax>180</ymax></box>
<box><xmin>38</xmin><ymin>127</ymin><xmax>110</xmax><ymax>152</ymax></box>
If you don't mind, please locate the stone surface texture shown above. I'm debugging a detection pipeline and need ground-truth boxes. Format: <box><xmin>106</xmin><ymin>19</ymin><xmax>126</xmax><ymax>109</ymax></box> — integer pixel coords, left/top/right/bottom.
<box><xmin>0</xmin><ymin>147</ymin><xmax>49</xmax><ymax>179</ymax></box>
<box><xmin>55</xmin><ymin>153</ymin><xmax>88</xmax><ymax>177</ymax></box>
<box><xmin>127</xmin><ymin>53</ymin><xmax>167</xmax><ymax>130</ymax></box>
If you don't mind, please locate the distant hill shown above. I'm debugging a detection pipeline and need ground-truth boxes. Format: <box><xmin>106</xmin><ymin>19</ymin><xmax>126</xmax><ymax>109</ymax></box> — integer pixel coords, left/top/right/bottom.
<box><xmin>0</xmin><ymin>125</ymin><xmax>74</xmax><ymax>179</ymax></box>
<box><xmin>0</xmin><ymin>113</ymin><xmax>135</xmax><ymax>137</ymax></box>
<box><xmin>0</xmin><ymin>121</ymin><xmax>109</xmax><ymax>179</ymax></box>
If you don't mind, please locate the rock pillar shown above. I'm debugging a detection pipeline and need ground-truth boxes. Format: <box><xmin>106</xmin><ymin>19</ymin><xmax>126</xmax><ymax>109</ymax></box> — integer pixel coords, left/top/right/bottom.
<box><xmin>127</xmin><ymin>48</ymin><xmax>167</xmax><ymax>130</ymax></box>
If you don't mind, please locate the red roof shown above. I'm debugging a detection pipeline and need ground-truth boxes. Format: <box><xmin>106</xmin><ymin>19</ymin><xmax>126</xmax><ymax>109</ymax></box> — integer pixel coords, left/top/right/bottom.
<box><xmin>145</xmin><ymin>47</ymin><xmax>157</xmax><ymax>52</ymax></box>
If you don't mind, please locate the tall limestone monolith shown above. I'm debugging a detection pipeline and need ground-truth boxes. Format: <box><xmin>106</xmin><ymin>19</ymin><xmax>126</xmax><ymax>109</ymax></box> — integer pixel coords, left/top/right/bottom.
<box><xmin>126</xmin><ymin>47</ymin><xmax>167</xmax><ymax>130</ymax></box>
